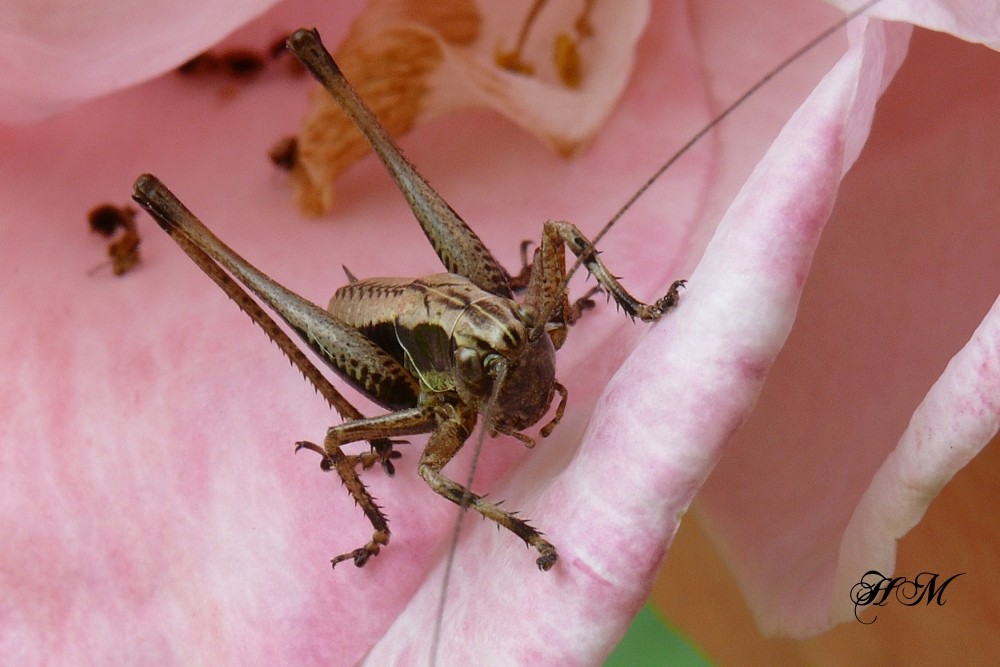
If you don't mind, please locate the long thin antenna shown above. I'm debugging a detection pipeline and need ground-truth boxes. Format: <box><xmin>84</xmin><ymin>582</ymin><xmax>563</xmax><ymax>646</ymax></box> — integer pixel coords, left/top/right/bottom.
<box><xmin>428</xmin><ymin>362</ymin><xmax>509</xmax><ymax>665</ymax></box>
<box><xmin>427</xmin><ymin>424</ymin><xmax>489</xmax><ymax>665</ymax></box>
<box><xmin>430</xmin><ymin>0</ymin><xmax>883</xmax><ymax>658</ymax></box>
<box><xmin>569</xmin><ymin>0</ymin><xmax>882</xmax><ymax>283</ymax></box>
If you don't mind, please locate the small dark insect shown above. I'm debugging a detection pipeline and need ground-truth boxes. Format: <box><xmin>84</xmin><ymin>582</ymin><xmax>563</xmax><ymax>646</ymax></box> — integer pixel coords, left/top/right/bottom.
<box><xmin>133</xmin><ymin>28</ymin><xmax>685</xmax><ymax>572</ymax></box>
<box><xmin>175</xmin><ymin>52</ymin><xmax>216</xmax><ymax>76</ymax></box>
<box><xmin>218</xmin><ymin>49</ymin><xmax>267</xmax><ymax>78</ymax></box>
<box><xmin>88</xmin><ymin>203</ymin><xmax>142</xmax><ymax>276</ymax></box>
<box><xmin>178</xmin><ymin>35</ymin><xmax>307</xmax><ymax>83</ymax></box>
<box><xmin>177</xmin><ymin>48</ymin><xmax>266</xmax><ymax>79</ymax></box>
<box><xmin>268</xmin><ymin>135</ymin><xmax>299</xmax><ymax>171</ymax></box>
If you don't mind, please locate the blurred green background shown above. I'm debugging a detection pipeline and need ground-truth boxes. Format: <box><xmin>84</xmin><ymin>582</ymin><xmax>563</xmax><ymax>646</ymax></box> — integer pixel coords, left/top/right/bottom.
<box><xmin>605</xmin><ymin>604</ymin><xmax>711</xmax><ymax>666</ymax></box>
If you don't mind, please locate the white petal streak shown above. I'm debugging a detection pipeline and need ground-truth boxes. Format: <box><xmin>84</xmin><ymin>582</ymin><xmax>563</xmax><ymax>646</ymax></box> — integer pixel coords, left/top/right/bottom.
<box><xmin>833</xmin><ymin>294</ymin><xmax>1000</xmax><ymax>622</ymax></box>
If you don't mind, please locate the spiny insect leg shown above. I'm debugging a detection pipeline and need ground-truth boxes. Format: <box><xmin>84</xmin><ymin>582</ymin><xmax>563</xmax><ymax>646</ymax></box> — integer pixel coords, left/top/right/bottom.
<box><xmin>133</xmin><ymin>174</ymin><xmax>406</xmax><ymax>472</ymax></box>
<box><xmin>286</xmin><ymin>28</ymin><xmax>514</xmax><ymax>299</ymax></box>
<box><xmin>508</xmin><ymin>240</ymin><xmax>536</xmax><ymax>292</ymax></box>
<box><xmin>513</xmin><ymin>239</ymin><xmax>600</xmax><ymax>315</ymax></box>
<box><xmin>418</xmin><ymin>405</ymin><xmax>558</xmax><ymax>571</ymax></box>
<box><xmin>295</xmin><ymin>440</ymin><xmax>390</xmax><ymax>568</ymax></box>
<box><xmin>523</xmin><ymin>240</ymin><xmax>576</xmax><ymax>350</ymax></box>
<box><xmin>538</xmin><ymin>381</ymin><xmax>568</xmax><ymax>439</ymax></box>
<box><xmin>537</xmin><ymin>220</ymin><xmax>685</xmax><ymax>323</ymax></box>
<box><xmin>134</xmin><ymin>174</ymin><xmax>419</xmax><ymax>418</ymax></box>
<box><xmin>297</xmin><ymin>440</ymin><xmax>402</xmax><ymax>475</ymax></box>
<box><xmin>356</xmin><ymin>444</ymin><xmax>404</xmax><ymax>476</ymax></box>
<box><xmin>298</xmin><ymin>406</ymin><xmax>439</xmax><ymax>568</ymax></box>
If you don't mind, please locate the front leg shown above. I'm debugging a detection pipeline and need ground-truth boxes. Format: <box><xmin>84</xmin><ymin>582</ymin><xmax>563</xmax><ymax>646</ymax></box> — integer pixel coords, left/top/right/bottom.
<box><xmin>525</xmin><ymin>220</ymin><xmax>685</xmax><ymax>346</ymax></box>
<box><xmin>417</xmin><ymin>405</ymin><xmax>558</xmax><ymax>571</ymax></box>
<box><xmin>296</xmin><ymin>406</ymin><xmax>439</xmax><ymax>568</ymax></box>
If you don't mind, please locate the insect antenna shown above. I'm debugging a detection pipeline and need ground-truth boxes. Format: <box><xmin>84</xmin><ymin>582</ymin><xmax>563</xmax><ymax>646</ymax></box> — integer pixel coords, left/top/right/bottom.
<box><xmin>432</xmin><ymin>0</ymin><xmax>885</xmax><ymax>653</ymax></box>
<box><xmin>429</xmin><ymin>362</ymin><xmax>510</xmax><ymax>665</ymax></box>
<box><xmin>531</xmin><ymin>0</ymin><xmax>884</xmax><ymax>338</ymax></box>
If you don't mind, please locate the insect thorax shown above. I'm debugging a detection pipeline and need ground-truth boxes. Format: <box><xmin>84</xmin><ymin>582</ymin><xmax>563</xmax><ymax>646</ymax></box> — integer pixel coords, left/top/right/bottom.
<box><xmin>328</xmin><ymin>273</ymin><xmax>557</xmax><ymax>430</ymax></box>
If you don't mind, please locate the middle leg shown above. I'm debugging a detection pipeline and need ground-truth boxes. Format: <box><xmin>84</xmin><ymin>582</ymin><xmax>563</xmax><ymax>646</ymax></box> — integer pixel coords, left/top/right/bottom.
<box><xmin>417</xmin><ymin>405</ymin><xmax>558</xmax><ymax>571</ymax></box>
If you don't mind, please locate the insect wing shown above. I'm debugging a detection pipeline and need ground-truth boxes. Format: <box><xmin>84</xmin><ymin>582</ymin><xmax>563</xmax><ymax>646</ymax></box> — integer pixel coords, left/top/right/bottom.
<box><xmin>394</xmin><ymin>322</ymin><xmax>456</xmax><ymax>393</ymax></box>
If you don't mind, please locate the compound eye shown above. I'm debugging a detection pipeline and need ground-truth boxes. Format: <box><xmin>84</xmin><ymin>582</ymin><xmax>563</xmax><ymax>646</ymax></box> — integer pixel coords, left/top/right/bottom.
<box><xmin>482</xmin><ymin>353</ymin><xmax>503</xmax><ymax>375</ymax></box>
<box><xmin>455</xmin><ymin>346</ymin><xmax>486</xmax><ymax>384</ymax></box>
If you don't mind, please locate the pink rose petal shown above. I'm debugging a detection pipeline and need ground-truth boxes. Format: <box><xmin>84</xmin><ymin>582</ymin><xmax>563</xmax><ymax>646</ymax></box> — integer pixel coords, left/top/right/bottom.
<box><xmin>695</xmin><ymin>0</ymin><xmax>1000</xmax><ymax>639</ymax></box>
<box><xmin>4</xmin><ymin>0</ymin><xmax>999</xmax><ymax>664</ymax></box>
<box><xmin>0</xmin><ymin>0</ymin><xmax>286</xmax><ymax>122</ymax></box>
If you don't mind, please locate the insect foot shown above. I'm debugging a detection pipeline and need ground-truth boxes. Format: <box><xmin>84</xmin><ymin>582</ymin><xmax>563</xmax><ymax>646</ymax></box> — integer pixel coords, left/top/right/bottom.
<box><xmin>296</xmin><ymin>438</ymin><xmax>402</xmax><ymax>475</ymax></box>
<box><xmin>530</xmin><ymin>220</ymin><xmax>687</xmax><ymax>328</ymax></box>
<box><xmin>647</xmin><ymin>279</ymin><xmax>687</xmax><ymax>321</ymax></box>
<box><xmin>333</xmin><ymin>531</ymin><xmax>389</xmax><ymax>569</ymax></box>
<box><xmin>417</xmin><ymin>408</ymin><xmax>559</xmax><ymax>570</ymax></box>
<box><xmin>536</xmin><ymin>548</ymin><xmax>558</xmax><ymax>572</ymax></box>
<box><xmin>296</xmin><ymin>431</ymin><xmax>394</xmax><ymax>569</ymax></box>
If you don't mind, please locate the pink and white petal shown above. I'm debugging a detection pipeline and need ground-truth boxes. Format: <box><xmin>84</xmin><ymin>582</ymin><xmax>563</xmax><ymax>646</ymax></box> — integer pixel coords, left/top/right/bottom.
<box><xmin>839</xmin><ymin>0</ymin><xmax>1000</xmax><ymax>49</ymax></box>
<box><xmin>364</xmin><ymin>3</ymin><xmax>908</xmax><ymax>663</ymax></box>
<box><xmin>0</xmin><ymin>0</ymin><xmax>281</xmax><ymax>123</ymax></box>
<box><xmin>0</xmin><ymin>2</ymin><xmax>434</xmax><ymax>664</ymax></box>
<box><xmin>1</xmin><ymin>0</ymin><xmax>955</xmax><ymax>665</ymax></box>
<box><xmin>289</xmin><ymin>0</ymin><xmax>649</xmax><ymax>214</ymax></box>
<box><xmin>656</xmin><ymin>23</ymin><xmax>1000</xmax><ymax>660</ymax></box>
<box><xmin>694</xmin><ymin>7</ymin><xmax>1000</xmax><ymax>640</ymax></box>
<box><xmin>607</xmin><ymin>11</ymin><xmax>910</xmax><ymax>641</ymax></box>
<box><xmin>833</xmin><ymin>296</ymin><xmax>1000</xmax><ymax>622</ymax></box>
<box><xmin>435</xmin><ymin>0</ymin><xmax>650</xmax><ymax>155</ymax></box>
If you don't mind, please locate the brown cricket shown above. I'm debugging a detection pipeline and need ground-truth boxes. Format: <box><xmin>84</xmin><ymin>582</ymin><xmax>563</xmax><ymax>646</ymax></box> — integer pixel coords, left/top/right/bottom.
<box><xmin>131</xmin><ymin>28</ymin><xmax>684</xmax><ymax>571</ymax></box>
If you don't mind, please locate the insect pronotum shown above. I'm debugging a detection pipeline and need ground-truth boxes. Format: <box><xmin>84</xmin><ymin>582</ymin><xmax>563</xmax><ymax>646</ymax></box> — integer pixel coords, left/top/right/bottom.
<box><xmin>132</xmin><ymin>0</ymin><xmax>881</xmax><ymax>588</ymax></box>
